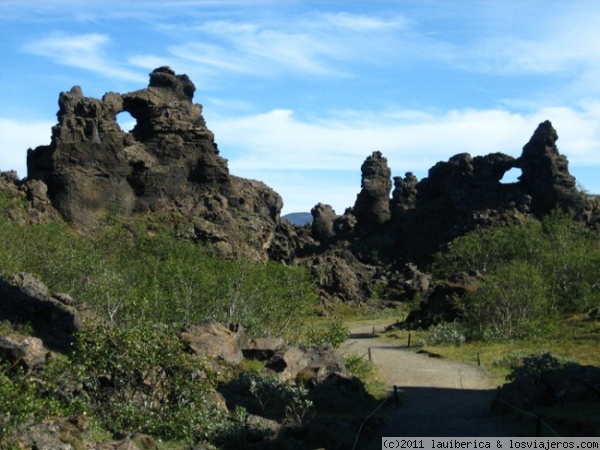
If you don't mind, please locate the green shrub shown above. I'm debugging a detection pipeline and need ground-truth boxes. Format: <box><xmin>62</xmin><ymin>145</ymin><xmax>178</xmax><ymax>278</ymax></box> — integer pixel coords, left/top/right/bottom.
<box><xmin>431</xmin><ymin>209</ymin><xmax>600</xmax><ymax>341</ymax></box>
<box><xmin>236</xmin><ymin>371</ymin><xmax>313</xmax><ymax>424</ymax></box>
<box><xmin>420</xmin><ymin>322</ymin><xmax>466</xmax><ymax>346</ymax></box>
<box><xmin>0</xmin><ymin>209</ymin><xmax>319</xmax><ymax>340</ymax></box>
<box><xmin>0</xmin><ymin>362</ymin><xmax>62</xmax><ymax>446</ymax></box>
<box><xmin>344</xmin><ymin>354</ymin><xmax>375</xmax><ymax>379</ymax></box>
<box><xmin>505</xmin><ymin>352</ymin><xmax>576</xmax><ymax>383</ymax></box>
<box><xmin>463</xmin><ymin>260</ymin><xmax>554</xmax><ymax>341</ymax></box>
<box><xmin>300</xmin><ymin>318</ymin><xmax>349</xmax><ymax>348</ymax></box>
<box><xmin>46</xmin><ymin>324</ymin><xmax>227</xmax><ymax>443</ymax></box>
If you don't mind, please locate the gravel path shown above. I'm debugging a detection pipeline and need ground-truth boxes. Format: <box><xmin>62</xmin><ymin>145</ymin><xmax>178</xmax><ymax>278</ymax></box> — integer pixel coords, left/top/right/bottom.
<box><xmin>341</xmin><ymin>326</ymin><xmax>522</xmax><ymax>442</ymax></box>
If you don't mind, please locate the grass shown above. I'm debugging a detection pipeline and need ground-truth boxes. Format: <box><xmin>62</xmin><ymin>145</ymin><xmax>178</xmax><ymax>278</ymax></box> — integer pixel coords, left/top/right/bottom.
<box><xmin>409</xmin><ymin>314</ymin><xmax>600</xmax><ymax>378</ymax></box>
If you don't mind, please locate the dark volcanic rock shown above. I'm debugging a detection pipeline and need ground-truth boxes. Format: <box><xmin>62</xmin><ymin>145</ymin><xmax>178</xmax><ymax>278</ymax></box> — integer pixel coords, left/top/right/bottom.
<box><xmin>0</xmin><ymin>171</ymin><xmax>59</xmax><ymax>225</ymax></box>
<box><xmin>354</xmin><ymin>151</ymin><xmax>392</xmax><ymax>231</ymax></box>
<box><xmin>311</xmin><ymin>203</ymin><xmax>338</xmax><ymax>242</ymax></box>
<box><xmin>26</xmin><ymin>67</ymin><xmax>282</xmax><ymax>257</ymax></box>
<box><xmin>391</xmin><ymin>171</ymin><xmax>418</xmax><ymax>214</ymax></box>
<box><xmin>306</xmin><ymin>252</ymin><xmax>375</xmax><ymax>304</ymax></box>
<box><xmin>517</xmin><ymin>120</ymin><xmax>587</xmax><ymax>214</ymax></box>
<box><xmin>0</xmin><ymin>273</ymin><xmax>82</xmax><ymax>352</ymax></box>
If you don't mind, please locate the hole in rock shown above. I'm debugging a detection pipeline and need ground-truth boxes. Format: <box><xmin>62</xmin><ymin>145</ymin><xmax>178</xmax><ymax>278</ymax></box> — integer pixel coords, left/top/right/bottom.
<box><xmin>500</xmin><ymin>167</ymin><xmax>522</xmax><ymax>184</ymax></box>
<box><xmin>116</xmin><ymin>111</ymin><xmax>136</xmax><ymax>133</ymax></box>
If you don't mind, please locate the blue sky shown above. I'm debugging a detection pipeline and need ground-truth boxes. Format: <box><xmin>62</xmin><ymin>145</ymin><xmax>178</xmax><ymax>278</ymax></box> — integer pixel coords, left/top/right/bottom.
<box><xmin>1</xmin><ymin>1</ymin><xmax>600</xmax><ymax>214</ymax></box>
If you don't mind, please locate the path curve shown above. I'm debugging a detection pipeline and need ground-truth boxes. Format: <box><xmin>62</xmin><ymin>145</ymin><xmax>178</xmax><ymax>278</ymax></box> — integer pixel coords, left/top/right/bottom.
<box><xmin>341</xmin><ymin>325</ymin><xmax>521</xmax><ymax>441</ymax></box>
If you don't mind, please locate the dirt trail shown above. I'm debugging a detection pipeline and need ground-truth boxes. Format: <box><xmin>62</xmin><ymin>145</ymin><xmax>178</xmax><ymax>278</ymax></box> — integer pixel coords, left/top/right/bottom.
<box><xmin>341</xmin><ymin>326</ymin><xmax>522</xmax><ymax>441</ymax></box>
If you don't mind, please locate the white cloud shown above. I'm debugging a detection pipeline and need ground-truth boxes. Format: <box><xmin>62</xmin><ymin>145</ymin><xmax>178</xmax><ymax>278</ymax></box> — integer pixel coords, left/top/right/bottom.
<box><xmin>0</xmin><ymin>118</ymin><xmax>54</xmax><ymax>178</ymax></box>
<box><xmin>22</xmin><ymin>33</ymin><xmax>146</xmax><ymax>82</ymax></box>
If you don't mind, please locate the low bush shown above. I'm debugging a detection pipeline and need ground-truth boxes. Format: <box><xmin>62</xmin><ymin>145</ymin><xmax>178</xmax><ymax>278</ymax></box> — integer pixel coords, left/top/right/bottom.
<box><xmin>420</xmin><ymin>322</ymin><xmax>466</xmax><ymax>346</ymax></box>
<box><xmin>0</xmin><ymin>204</ymin><xmax>319</xmax><ymax>340</ymax></box>
<box><xmin>44</xmin><ymin>324</ymin><xmax>228</xmax><ymax>443</ymax></box>
<box><xmin>344</xmin><ymin>354</ymin><xmax>376</xmax><ymax>379</ymax></box>
<box><xmin>299</xmin><ymin>318</ymin><xmax>349</xmax><ymax>348</ymax></box>
<box><xmin>505</xmin><ymin>352</ymin><xmax>576</xmax><ymax>384</ymax></box>
<box><xmin>431</xmin><ymin>209</ymin><xmax>600</xmax><ymax>341</ymax></box>
<box><xmin>0</xmin><ymin>362</ymin><xmax>61</xmax><ymax>445</ymax></box>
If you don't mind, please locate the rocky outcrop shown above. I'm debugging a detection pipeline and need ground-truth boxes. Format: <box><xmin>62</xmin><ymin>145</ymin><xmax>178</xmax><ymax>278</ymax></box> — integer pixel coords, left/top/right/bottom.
<box><xmin>354</xmin><ymin>151</ymin><xmax>392</xmax><ymax>231</ymax></box>
<box><xmin>518</xmin><ymin>120</ymin><xmax>586</xmax><ymax>214</ymax></box>
<box><xmin>0</xmin><ymin>171</ymin><xmax>59</xmax><ymax>225</ymax></box>
<box><xmin>26</xmin><ymin>67</ymin><xmax>282</xmax><ymax>257</ymax></box>
<box><xmin>266</xmin><ymin>345</ymin><xmax>347</xmax><ymax>383</ymax></box>
<box><xmin>305</xmin><ymin>252</ymin><xmax>375</xmax><ymax>304</ymax></box>
<box><xmin>391</xmin><ymin>171</ymin><xmax>418</xmax><ymax>213</ymax></box>
<box><xmin>311</xmin><ymin>203</ymin><xmax>338</xmax><ymax>242</ymax></box>
<box><xmin>180</xmin><ymin>319</ymin><xmax>245</xmax><ymax>364</ymax></box>
<box><xmin>401</xmin><ymin>271</ymin><xmax>481</xmax><ymax>329</ymax></box>
<box><xmin>0</xmin><ymin>273</ymin><xmax>83</xmax><ymax>352</ymax></box>
<box><xmin>7</xmin><ymin>68</ymin><xmax>599</xmax><ymax>304</ymax></box>
<box><xmin>290</xmin><ymin>120</ymin><xmax>599</xmax><ymax>304</ymax></box>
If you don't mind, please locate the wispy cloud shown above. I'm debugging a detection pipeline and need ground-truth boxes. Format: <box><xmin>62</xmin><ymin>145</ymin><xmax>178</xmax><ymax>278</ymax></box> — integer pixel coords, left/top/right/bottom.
<box><xmin>165</xmin><ymin>11</ymin><xmax>409</xmax><ymax>78</ymax></box>
<box><xmin>22</xmin><ymin>33</ymin><xmax>146</xmax><ymax>82</ymax></box>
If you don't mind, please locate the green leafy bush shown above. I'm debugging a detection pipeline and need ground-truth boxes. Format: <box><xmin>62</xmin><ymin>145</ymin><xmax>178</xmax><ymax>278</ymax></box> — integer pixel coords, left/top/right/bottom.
<box><xmin>0</xmin><ymin>207</ymin><xmax>319</xmax><ymax>339</ymax></box>
<box><xmin>463</xmin><ymin>260</ymin><xmax>554</xmax><ymax>341</ymax></box>
<box><xmin>235</xmin><ymin>371</ymin><xmax>313</xmax><ymax>424</ymax></box>
<box><xmin>420</xmin><ymin>322</ymin><xmax>466</xmax><ymax>346</ymax></box>
<box><xmin>344</xmin><ymin>354</ymin><xmax>376</xmax><ymax>379</ymax></box>
<box><xmin>46</xmin><ymin>324</ymin><xmax>227</xmax><ymax>443</ymax></box>
<box><xmin>300</xmin><ymin>318</ymin><xmax>349</xmax><ymax>348</ymax></box>
<box><xmin>0</xmin><ymin>362</ymin><xmax>61</xmax><ymax>446</ymax></box>
<box><xmin>432</xmin><ymin>209</ymin><xmax>600</xmax><ymax>340</ymax></box>
<box><xmin>505</xmin><ymin>352</ymin><xmax>576</xmax><ymax>383</ymax></box>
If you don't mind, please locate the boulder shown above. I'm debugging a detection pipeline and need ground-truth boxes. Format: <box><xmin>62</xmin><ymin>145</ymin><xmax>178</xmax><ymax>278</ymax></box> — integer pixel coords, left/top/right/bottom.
<box><xmin>266</xmin><ymin>345</ymin><xmax>347</xmax><ymax>383</ymax></box>
<box><xmin>0</xmin><ymin>334</ymin><xmax>48</xmax><ymax>370</ymax></box>
<box><xmin>242</xmin><ymin>337</ymin><xmax>285</xmax><ymax>360</ymax></box>
<box><xmin>180</xmin><ymin>320</ymin><xmax>244</xmax><ymax>364</ymax></box>
<box><xmin>0</xmin><ymin>273</ymin><xmax>82</xmax><ymax>352</ymax></box>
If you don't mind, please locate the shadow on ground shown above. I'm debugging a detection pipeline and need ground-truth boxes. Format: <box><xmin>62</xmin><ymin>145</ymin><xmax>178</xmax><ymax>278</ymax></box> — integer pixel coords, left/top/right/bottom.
<box><xmin>355</xmin><ymin>386</ymin><xmax>529</xmax><ymax>449</ymax></box>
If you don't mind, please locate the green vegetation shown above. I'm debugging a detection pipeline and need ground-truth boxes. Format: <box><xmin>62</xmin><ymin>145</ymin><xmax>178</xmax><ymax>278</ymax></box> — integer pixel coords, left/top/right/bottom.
<box><xmin>0</xmin><ymin>193</ymin><xmax>317</xmax><ymax>339</ymax></box>
<box><xmin>297</xmin><ymin>317</ymin><xmax>349</xmax><ymax>348</ymax></box>
<box><xmin>433</xmin><ymin>209</ymin><xmax>600</xmax><ymax>341</ymax></box>
<box><xmin>410</xmin><ymin>313</ymin><xmax>600</xmax><ymax>379</ymax></box>
<box><xmin>47</xmin><ymin>324</ymin><xmax>228</xmax><ymax>443</ymax></box>
<box><xmin>0</xmin><ymin>192</ymin><xmax>360</xmax><ymax>448</ymax></box>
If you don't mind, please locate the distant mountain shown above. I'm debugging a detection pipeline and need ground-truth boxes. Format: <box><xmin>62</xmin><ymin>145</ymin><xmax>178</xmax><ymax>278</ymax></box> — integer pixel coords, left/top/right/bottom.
<box><xmin>282</xmin><ymin>212</ymin><xmax>312</xmax><ymax>226</ymax></box>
